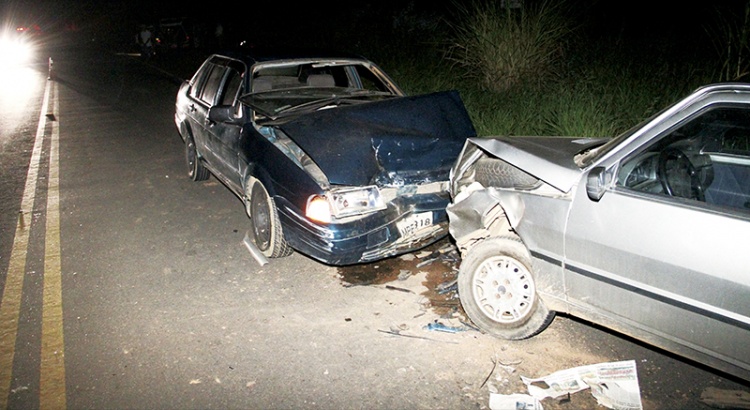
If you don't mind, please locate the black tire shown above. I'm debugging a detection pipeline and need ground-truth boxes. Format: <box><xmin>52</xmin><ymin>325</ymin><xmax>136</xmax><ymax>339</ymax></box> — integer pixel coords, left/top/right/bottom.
<box><xmin>474</xmin><ymin>158</ymin><xmax>539</xmax><ymax>189</ymax></box>
<box><xmin>458</xmin><ymin>236</ymin><xmax>554</xmax><ymax>340</ymax></box>
<box><xmin>186</xmin><ymin>136</ymin><xmax>209</xmax><ymax>181</ymax></box>
<box><xmin>247</xmin><ymin>180</ymin><xmax>293</xmax><ymax>258</ymax></box>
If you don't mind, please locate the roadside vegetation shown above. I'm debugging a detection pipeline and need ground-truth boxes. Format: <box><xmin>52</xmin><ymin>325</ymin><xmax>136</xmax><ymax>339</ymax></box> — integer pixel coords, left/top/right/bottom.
<box><xmin>354</xmin><ymin>1</ymin><xmax>749</xmax><ymax>138</ymax></box>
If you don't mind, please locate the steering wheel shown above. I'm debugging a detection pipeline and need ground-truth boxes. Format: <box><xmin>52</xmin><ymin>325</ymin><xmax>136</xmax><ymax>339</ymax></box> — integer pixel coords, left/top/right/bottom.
<box><xmin>658</xmin><ymin>147</ymin><xmax>706</xmax><ymax>201</ymax></box>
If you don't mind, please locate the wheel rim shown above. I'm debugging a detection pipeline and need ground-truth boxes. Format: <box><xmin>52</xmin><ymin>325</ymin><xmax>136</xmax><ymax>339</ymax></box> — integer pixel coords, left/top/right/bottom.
<box><xmin>250</xmin><ymin>183</ymin><xmax>271</xmax><ymax>251</ymax></box>
<box><xmin>471</xmin><ymin>255</ymin><xmax>535</xmax><ymax>324</ymax></box>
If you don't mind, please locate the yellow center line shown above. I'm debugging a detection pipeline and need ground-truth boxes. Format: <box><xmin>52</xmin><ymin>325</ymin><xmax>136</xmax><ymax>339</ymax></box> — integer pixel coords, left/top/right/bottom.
<box><xmin>0</xmin><ymin>78</ymin><xmax>51</xmax><ymax>409</ymax></box>
<box><xmin>40</xmin><ymin>81</ymin><xmax>66</xmax><ymax>410</ymax></box>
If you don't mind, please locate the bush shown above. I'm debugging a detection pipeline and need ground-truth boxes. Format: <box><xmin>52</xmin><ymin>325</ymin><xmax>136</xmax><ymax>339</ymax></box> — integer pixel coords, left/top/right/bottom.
<box><xmin>442</xmin><ymin>0</ymin><xmax>572</xmax><ymax>92</ymax></box>
<box><xmin>707</xmin><ymin>1</ymin><xmax>750</xmax><ymax>81</ymax></box>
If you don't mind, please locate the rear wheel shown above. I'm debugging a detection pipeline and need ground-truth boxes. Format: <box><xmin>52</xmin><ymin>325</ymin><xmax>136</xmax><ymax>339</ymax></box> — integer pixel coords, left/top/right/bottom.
<box><xmin>186</xmin><ymin>136</ymin><xmax>209</xmax><ymax>181</ymax></box>
<box><xmin>458</xmin><ymin>236</ymin><xmax>554</xmax><ymax>340</ymax></box>
<box><xmin>247</xmin><ymin>180</ymin><xmax>293</xmax><ymax>258</ymax></box>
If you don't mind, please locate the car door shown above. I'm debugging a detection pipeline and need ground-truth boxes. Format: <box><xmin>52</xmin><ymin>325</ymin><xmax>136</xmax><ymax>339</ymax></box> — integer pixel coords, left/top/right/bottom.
<box><xmin>186</xmin><ymin>59</ymin><xmax>227</xmax><ymax>170</ymax></box>
<box><xmin>204</xmin><ymin>60</ymin><xmax>246</xmax><ymax>190</ymax></box>
<box><xmin>563</xmin><ymin>102</ymin><xmax>750</xmax><ymax>377</ymax></box>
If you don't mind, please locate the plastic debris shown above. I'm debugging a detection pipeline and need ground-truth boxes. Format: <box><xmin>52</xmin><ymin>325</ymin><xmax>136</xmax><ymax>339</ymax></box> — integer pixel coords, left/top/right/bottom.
<box><xmin>242</xmin><ymin>231</ymin><xmax>269</xmax><ymax>266</ymax></box>
<box><xmin>416</xmin><ymin>257</ymin><xmax>438</xmax><ymax>268</ymax></box>
<box><xmin>416</xmin><ymin>250</ymin><xmax>433</xmax><ymax>258</ymax></box>
<box><xmin>384</xmin><ymin>285</ymin><xmax>413</xmax><ymax>293</ymax></box>
<box><xmin>436</xmin><ymin>279</ymin><xmax>457</xmax><ymax>294</ymax></box>
<box><xmin>425</xmin><ymin>321</ymin><xmax>465</xmax><ymax>333</ymax></box>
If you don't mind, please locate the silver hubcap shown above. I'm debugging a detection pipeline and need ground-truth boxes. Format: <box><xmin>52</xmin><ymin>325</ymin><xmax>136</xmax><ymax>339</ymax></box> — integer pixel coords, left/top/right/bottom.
<box><xmin>472</xmin><ymin>255</ymin><xmax>535</xmax><ymax>324</ymax></box>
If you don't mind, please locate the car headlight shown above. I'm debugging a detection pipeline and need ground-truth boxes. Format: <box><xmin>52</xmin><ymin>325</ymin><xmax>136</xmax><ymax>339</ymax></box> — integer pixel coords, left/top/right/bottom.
<box><xmin>306</xmin><ymin>195</ymin><xmax>332</xmax><ymax>223</ymax></box>
<box><xmin>306</xmin><ymin>186</ymin><xmax>386</xmax><ymax>223</ymax></box>
<box><xmin>0</xmin><ymin>35</ymin><xmax>33</xmax><ymax>66</ymax></box>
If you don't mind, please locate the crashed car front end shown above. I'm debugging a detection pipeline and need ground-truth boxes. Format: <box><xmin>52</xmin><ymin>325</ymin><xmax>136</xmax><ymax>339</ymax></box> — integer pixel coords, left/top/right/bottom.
<box><xmin>252</xmin><ymin>91</ymin><xmax>477</xmax><ymax>265</ymax></box>
<box><xmin>447</xmin><ymin>136</ymin><xmax>602</xmax><ymax>257</ymax></box>
<box><xmin>277</xmin><ymin>180</ymin><xmax>452</xmax><ymax>265</ymax></box>
<box><xmin>445</xmin><ymin>135</ymin><xmax>610</xmax><ymax>338</ymax></box>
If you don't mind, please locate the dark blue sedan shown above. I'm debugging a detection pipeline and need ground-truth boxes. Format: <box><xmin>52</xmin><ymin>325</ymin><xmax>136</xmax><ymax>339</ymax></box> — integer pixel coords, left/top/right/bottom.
<box><xmin>174</xmin><ymin>49</ymin><xmax>476</xmax><ymax>265</ymax></box>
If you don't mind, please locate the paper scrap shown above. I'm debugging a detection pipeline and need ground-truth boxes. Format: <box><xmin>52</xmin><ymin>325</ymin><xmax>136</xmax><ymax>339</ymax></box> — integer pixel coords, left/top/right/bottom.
<box><xmin>489</xmin><ymin>393</ymin><xmax>544</xmax><ymax>410</ymax></box>
<box><xmin>521</xmin><ymin>360</ymin><xmax>642</xmax><ymax>410</ymax></box>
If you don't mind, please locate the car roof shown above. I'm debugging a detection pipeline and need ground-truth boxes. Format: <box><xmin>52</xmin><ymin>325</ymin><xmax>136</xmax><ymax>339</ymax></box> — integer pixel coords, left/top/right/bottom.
<box><xmin>217</xmin><ymin>46</ymin><xmax>369</xmax><ymax>66</ymax></box>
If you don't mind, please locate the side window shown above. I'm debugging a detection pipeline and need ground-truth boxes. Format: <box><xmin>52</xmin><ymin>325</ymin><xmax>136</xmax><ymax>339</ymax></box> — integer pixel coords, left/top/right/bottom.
<box><xmin>354</xmin><ymin>66</ymin><xmax>391</xmax><ymax>93</ymax></box>
<box><xmin>219</xmin><ymin>63</ymin><xmax>244</xmax><ymax>106</ymax></box>
<box><xmin>189</xmin><ymin>63</ymin><xmax>210</xmax><ymax>100</ymax></box>
<box><xmin>617</xmin><ymin>106</ymin><xmax>750</xmax><ymax>213</ymax></box>
<box><xmin>199</xmin><ymin>64</ymin><xmax>226</xmax><ymax>105</ymax></box>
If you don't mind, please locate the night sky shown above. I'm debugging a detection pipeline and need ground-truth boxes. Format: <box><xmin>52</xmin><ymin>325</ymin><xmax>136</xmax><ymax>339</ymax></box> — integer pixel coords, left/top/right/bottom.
<box><xmin>2</xmin><ymin>0</ymin><xmax>746</xmax><ymax>55</ymax></box>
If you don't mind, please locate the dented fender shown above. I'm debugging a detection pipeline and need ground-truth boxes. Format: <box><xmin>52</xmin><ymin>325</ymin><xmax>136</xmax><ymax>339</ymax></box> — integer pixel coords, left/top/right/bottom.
<box><xmin>446</xmin><ymin>183</ymin><xmax>525</xmax><ymax>254</ymax></box>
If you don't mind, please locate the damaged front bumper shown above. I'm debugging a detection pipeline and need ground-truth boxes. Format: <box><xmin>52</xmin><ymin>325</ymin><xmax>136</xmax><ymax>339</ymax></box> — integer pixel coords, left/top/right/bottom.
<box><xmin>276</xmin><ymin>189</ymin><xmax>451</xmax><ymax>266</ymax></box>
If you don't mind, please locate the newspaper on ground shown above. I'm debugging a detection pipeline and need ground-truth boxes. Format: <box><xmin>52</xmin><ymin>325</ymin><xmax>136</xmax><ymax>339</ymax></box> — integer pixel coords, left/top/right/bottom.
<box><xmin>489</xmin><ymin>393</ymin><xmax>544</xmax><ymax>410</ymax></box>
<box><xmin>520</xmin><ymin>360</ymin><xmax>643</xmax><ymax>410</ymax></box>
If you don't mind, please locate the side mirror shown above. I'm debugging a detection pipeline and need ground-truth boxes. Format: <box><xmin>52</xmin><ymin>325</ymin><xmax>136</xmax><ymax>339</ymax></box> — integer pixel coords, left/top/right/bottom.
<box><xmin>208</xmin><ymin>105</ymin><xmax>241</xmax><ymax>124</ymax></box>
<box><xmin>586</xmin><ymin>166</ymin><xmax>610</xmax><ymax>201</ymax></box>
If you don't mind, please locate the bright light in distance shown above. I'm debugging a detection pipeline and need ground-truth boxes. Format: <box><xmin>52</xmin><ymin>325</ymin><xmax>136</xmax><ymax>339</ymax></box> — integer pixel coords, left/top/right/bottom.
<box><xmin>0</xmin><ymin>32</ymin><xmax>34</xmax><ymax>66</ymax></box>
<box><xmin>0</xmin><ymin>65</ymin><xmax>42</xmax><ymax>144</ymax></box>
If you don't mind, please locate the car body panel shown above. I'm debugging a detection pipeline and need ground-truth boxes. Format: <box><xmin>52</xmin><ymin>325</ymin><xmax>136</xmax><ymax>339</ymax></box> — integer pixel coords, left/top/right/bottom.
<box><xmin>175</xmin><ymin>50</ymin><xmax>476</xmax><ymax>265</ymax></box>
<box><xmin>277</xmin><ymin>91</ymin><xmax>473</xmax><ymax>186</ymax></box>
<box><xmin>447</xmin><ymin>83</ymin><xmax>750</xmax><ymax>381</ymax></box>
<box><xmin>467</xmin><ymin>136</ymin><xmax>606</xmax><ymax>193</ymax></box>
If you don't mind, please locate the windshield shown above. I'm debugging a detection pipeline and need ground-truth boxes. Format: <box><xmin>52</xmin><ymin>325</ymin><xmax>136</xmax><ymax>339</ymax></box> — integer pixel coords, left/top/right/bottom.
<box><xmin>239</xmin><ymin>60</ymin><xmax>401</xmax><ymax>120</ymax></box>
<box><xmin>240</xmin><ymin>88</ymin><xmax>396</xmax><ymax>120</ymax></box>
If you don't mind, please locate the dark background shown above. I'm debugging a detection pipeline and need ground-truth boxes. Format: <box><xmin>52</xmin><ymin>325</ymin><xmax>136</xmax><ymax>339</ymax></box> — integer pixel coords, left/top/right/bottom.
<box><xmin>4</xmin><ymin>0</ymin><xmax>747</xmax><ymax>56</ymax></box>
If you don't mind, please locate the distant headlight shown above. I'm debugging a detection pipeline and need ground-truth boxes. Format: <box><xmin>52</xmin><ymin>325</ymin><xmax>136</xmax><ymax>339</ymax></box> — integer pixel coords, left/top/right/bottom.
<box><xmin>0</xmin><ymin>35</ymin><xmax>34</xmax><ymax>66</ymax></box>
<box><xmin>306</xmin><ymin>186</ymin><xmax>386</xmax><ymax>223</ymax></box>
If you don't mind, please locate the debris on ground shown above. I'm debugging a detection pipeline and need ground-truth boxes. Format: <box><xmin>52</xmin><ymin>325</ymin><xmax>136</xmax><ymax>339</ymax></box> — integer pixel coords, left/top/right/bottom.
<box><xmin>416</xmin><ymin>257</ymin><xmax>439</xmax><ymax>268</ymax></box>
<box><xmin>521</xmin><ymin>360</ymin><xmax>643</xmax><ymax>410</ymax></box>
<box><xmin>425</xmin><ymin>320</ymin><xmax>466</xmax><ymax>333</ymax></box>
<box><xmin>399</xmin><ymin>253</ymin><xmax>416</xmax><ymax>261</ymax></box>
<box><xmin>377</xmin><ymin>328</ymin><xmax>458</xmax><ymax>344</ymax></box>
<box><xmin>489</xmin><ymin>393</ymin><xmax>544</xmax><ymax>410</ymax></box>
<box><xmin>384</xmin><ymin>285</ymin><xmax>413</xmax><ymax>293</ymax></box>
<box><xmin>436</xmin><ymin>279</ymin><xmax>457</xmax><ymax>294</ymax></box>
<box><xmin>242</xmin><ymin>231</ymin><xmax>268</xmax><ymax>266</ymax></box>
<box><xmin>700</xmin><ymin>387</ymin><xmax>750</xmax><ymax>409</ymax></box>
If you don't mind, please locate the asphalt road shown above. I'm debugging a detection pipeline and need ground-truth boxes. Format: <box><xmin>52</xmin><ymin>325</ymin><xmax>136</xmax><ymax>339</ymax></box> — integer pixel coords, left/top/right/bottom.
<box><xmin>0</xmin><ymin>45</ymin><xmax>748</xmax><ymax>410</ymax></box>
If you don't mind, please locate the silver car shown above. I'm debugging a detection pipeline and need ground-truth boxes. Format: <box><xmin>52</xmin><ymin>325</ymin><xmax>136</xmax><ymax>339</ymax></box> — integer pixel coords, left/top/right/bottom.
<box><xmin>446</xmin><ymin>83</ymin><xmax>750</xmax><ymax>381</ymax></box>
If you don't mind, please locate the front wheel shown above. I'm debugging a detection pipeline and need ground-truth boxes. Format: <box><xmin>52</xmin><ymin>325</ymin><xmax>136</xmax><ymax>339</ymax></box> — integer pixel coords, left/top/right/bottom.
<box><xmin>458</xmin><ymin>236</ymin><xmax>554</xmax><ymax>340</ymax></box>
<box><xmin>247</xmin><ymin>179</ymin><xmax>293</xmax><ymax>258</ymax></box>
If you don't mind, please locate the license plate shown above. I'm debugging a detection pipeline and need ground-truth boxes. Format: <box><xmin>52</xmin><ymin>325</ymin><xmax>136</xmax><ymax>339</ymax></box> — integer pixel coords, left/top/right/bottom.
<box><xmin>397</xmin><ymin>212</ymin><xmax>433</xmax><ymax>238</ymax></box>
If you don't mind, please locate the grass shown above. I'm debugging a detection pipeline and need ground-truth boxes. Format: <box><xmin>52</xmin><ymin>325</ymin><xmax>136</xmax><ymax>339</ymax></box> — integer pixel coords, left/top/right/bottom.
<box><xmin>351</xmin><ymin>1</ymin><xmax>733</xmax><ymax>139</ymax></box>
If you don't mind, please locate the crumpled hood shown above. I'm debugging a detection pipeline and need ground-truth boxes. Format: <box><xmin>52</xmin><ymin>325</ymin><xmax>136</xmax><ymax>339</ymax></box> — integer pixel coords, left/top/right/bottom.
<box><xmin>277</xmin><ymin>90</ymin><xmax>476</xmax><ymax>186</ymax></box>
<box><xmin>468</xmin><ymin>136</ymin><xmax>607</xmax><ymax>192</ymax></box>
